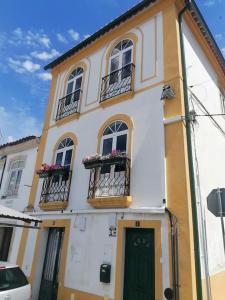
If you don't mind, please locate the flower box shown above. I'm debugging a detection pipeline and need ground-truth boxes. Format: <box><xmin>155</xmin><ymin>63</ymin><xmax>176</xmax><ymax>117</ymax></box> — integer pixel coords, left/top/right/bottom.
<box><xmin>101</xmin><ymin>155</ymin><xmax>128</xmax><ymax>166</ymax></box>
<box><xmin>36</xmin><ymin>164</ymin><xmax>69</xmax><ymax>178</ymax></box>
<box><xmin>83</xmin><ymin>151</ymin><xmax>129</xmax><ymax>169</ymax></box>
<box><xmin>83</xmin><ymin>157</ymin><xmax>101</xmax><ymax>169</ymax></box>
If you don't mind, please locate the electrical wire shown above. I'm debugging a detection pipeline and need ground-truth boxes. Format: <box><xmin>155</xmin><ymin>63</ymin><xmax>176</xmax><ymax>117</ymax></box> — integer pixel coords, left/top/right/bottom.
<box><xmin>188</xmin><ymin>89</ymin><xmax>225</xmax><ymax>138</ymax></box>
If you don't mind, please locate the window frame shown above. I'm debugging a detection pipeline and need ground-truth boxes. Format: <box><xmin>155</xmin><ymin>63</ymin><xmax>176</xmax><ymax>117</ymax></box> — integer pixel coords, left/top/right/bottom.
<box><xmin>5</xmin><ymin>159</ymin><xmax>25</xmax><ymax>198</ymax></box>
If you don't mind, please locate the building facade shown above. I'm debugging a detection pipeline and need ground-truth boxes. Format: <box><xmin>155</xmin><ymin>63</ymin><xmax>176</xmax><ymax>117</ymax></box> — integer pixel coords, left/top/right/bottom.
<box><xmin>0</xmin><ymin>136</ymin><xmax>39</xmax><ymax>264</ymax></box>
<box><xmin>15</xmin><ymin>0</ymin><xmax>225</xmax><ymax>300</ymax></box>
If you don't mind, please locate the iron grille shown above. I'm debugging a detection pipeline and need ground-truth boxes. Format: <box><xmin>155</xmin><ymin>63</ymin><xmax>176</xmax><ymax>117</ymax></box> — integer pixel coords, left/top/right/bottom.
<box><xmin>100</xmin><ymin>63</ymin><xmax>135</xmax><ymax>102</ymax></box>
<box><xmin>56</xmin><ymin>90</ymin><xmax>81</xmax><ymax>120</ymax></box>
<box><xmin>40</xmin><ymin>170</ymin><xmax>72</xmax><ymax>203</ymax></box>
<box><xmin>87</xmin><ymin>158</ymin><xmax>130</xmax><ymax>200</ymax></box>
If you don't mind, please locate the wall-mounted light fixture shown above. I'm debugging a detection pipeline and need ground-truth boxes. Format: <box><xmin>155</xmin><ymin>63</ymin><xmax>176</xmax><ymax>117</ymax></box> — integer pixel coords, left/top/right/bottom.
<box><xmin>161</xmin><ymin>85</ymin><xmax>176</xmax><ymax>100</ymax></box>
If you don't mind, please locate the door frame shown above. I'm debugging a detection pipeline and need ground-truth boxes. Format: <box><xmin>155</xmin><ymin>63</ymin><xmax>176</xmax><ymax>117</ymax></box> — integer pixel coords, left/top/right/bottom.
<box><xmin>29</xmin><ymin>219</ymin><xmax>71</xmax><ymax>300</ymax></box>
<box><xmin>114</xmin><ymin>220</ymin><xmax>162</xmax><ymax>300</ymax></box>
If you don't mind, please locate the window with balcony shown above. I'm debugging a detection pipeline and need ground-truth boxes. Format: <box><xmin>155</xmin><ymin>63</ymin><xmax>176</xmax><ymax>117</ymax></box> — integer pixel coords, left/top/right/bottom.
<box><xmin>5</xmin><ymin>159</ymin><xmax>25</xmax><ymax>198</ymax></box>
<box><xmin>85</xmin><ymin>121</ymin><xmax>132</xmax><ymax>208</ymax></box>
<box><xmin>100</xmin><ymin>39</ymin><xmax>135</xmax><ymax>102</ymax></box>
<box><xmin>56</xmin><ymin>67</ymin><xmax>83</xmax><ymax>120</ymax></box>
<box><xmin>39</xmin><ymin>137</ymin><xmax>74</xmax><ymax>210</ymax></box>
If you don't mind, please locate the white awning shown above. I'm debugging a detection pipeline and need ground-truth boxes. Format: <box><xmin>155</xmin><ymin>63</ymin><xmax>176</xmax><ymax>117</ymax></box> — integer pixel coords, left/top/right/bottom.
<box><xmin>0</xmin><ymin>205</ymin><xmax>41</xmax><ymax>224</ymax></box>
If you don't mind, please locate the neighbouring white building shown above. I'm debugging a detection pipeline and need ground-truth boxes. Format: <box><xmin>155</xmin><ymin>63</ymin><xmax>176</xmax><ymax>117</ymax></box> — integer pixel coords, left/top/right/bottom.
<box><xmin>0</xmin><ymin>136</ymin><xmax>39</xmax><ymax>264</ymax></box>
<box><xmin>11</xmin><ymin>1</ymin><xmax>225</xmax><ymax>300</ymax></box>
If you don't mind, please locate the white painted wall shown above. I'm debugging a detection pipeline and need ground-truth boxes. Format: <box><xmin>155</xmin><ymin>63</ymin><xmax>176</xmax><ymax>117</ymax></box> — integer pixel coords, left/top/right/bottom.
<box><xmin>183</xmin><ymin>23</ymin><xmax>225</xmax><ymax>278</ymax></box>
<box><xmin>0</xmin><ymin>144</ymin><xmax>38</xmax><ymax>263</ymax></box>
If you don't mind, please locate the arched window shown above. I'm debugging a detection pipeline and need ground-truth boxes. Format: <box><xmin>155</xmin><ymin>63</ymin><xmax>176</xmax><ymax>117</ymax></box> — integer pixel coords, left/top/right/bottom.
<box><xmin>101</xmin><ymin>121</ymin><xmax>128</xmax><ymax>155</ymax></box>
<box><xmin>65</xmin><ymin>67</ymin><xmax>83</xmax><ymax>105</ymax></box>
<box><xmin>55</xmin><ymin>137</ymin><xmax>74</xmax><ymax>168</ymax></box>
<box><xmin>6</xmin><ymin>159</ymin><xmax>25</xmax><ymax>197</ymax></box>
<box><xmin>109</xmin><ymin>39</ymin><xmax>133</xmax><ymax>84</ymax></box>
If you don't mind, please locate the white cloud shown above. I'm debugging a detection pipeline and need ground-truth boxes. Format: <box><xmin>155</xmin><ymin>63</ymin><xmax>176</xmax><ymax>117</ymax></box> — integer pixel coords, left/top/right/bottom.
<box><xmin>204</xmin><ymin>0</ymin><xmax>216</xmax><ymax>6</ymax></box>
<box><xmin>68</xmin><ymin>29</ymin><xmax>80</xmax><ymax>41</ymax></box>
<box><xmin>39</xmin><ymin>36</ymin><xmax>51</xmax><ymax>48</ymax></box>
<box><xmin>10</xmin><ymin>29</ymin><xmax>51</xmax><ymax>49</ymax></box>
<box><xmin>57</xmin><ymin>33</ymin><xmax>68</xmax><ymax>44</ymax></box>
<box><xmin>13</xmin><ymin>27</ymin><xmax>23</xmax><ymax>38</ymax></box>
<box><xmin>215</xmin><ymin>33</ymin><xmax>223</xmax><ymax>41</ymax></box>
<box><xmin>0</xmin><ymin>105</ymin><xmax>41</xmax><ymax>144</ymax></box>
<box><xmin>37</xmin><ymin>72</ymin><xmax>52</xmax><ymax>81</ymax></box>
<box><xmin>8</xmin><ymin>58</ymin><xmax>40</xmax><ymax>73</ymax></box>
<box><xmin>222</xmin><ymin>48</ymin><xmax>225</xmax><ymax>56</ymax></box>
<box><xmin>7</xmin><ymin>136</ymin><xmax>14</xmax><ymax>143</ymax></box>
<box><xmin>31</xmin><ymin>49</ymin><xmax>60</xmax><ymax>61</ymax></box>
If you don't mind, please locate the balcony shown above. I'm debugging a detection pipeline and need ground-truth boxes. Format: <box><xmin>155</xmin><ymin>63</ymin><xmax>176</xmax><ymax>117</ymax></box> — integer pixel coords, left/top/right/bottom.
<box><xmin>56</xmin><ymin>90</ymin><xmax>80</xmax><ymax>121</ymax></box>
<box><xmin>100</xmin><ymin>63</ymin><xmax>135</xmax><ymax>103</ymax></box>
<box><xmin>39</xmin><ymin>170</ymin><xmax>72</xmax><ymax>211</ymax></box>
<box><xmin>86</xmin><ymin>156</ymin><xmax>132</xmax><ymax>208</ymax></box>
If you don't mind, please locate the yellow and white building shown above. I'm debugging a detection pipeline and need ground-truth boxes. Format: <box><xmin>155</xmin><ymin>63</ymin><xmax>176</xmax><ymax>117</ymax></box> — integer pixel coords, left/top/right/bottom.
<box><xmin>15</xmin><ymin>0</ymin><xmax>225</xmax><ymax>299</ymax></box>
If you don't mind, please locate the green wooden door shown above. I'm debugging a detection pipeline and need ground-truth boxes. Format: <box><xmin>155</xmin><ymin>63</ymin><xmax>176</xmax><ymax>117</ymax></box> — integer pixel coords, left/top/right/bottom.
<box><xmin>123</xmin><ymin>228</ymin><xmax>155</xmax><ymax>300</ymax></box>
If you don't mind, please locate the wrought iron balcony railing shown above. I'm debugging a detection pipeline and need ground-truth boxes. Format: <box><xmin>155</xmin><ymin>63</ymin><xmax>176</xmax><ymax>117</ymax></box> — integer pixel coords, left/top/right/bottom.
<box><xmin>40</xmin><ymin>170</ymin><xmax>72</xmax><ymax>204</ymax></box>
<box><xmin>100</xmin><ymin>63</ymin><xmax>135</xmax><ymax>102</ymax></box>
<box><xmin>87</xmin><ymin>157</ymin><xmax>130</xmax><ymax>200</ymax></box>
<box><xmin>56</xmin><ymin>90</ymin><xmax>81</xmax><ymax>120</ymax></box>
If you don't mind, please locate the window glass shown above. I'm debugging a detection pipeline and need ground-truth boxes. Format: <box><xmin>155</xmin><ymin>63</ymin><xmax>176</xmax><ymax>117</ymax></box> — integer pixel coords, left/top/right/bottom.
<box><xmin>0</xmin><ymin>267</ymin><xmax>28</xmax><ymax>291</ymax></box>
<box><xmin>102</xmin><ymin>138</ymin><xmax>113</xmax><ymax>155</ymax></box>
<box><xmin>122</xmin><ymin>49</ymin><xmax>132</xmax><ymax>66</ymax></box>
<box><xmin>116</xmin><ymin>134</ymin><xmax>127</xmax><ymax>152</ymax></box>
<box><xmin>66</xmin><ymin>81</ymin><xmax>74</xmax><ymax>95</ymax></box>
<box><xmin>110</xmin><ymin>57</ymin><xmax>119</xmax><ymax>73</ymax></box>
<box><xmin>75</xmin><ymin>77</ymin><xmax>82</xmax><ymax>91</ymax></box>
<box><xmin>64</xmin><ymin>150</ymin><xmax>72</xmax><ymax>167</ymax></box>
<box><xmin>56</xmin><ymin>152</ymin><xmax>63</xmax><ymax>165</ymax></box>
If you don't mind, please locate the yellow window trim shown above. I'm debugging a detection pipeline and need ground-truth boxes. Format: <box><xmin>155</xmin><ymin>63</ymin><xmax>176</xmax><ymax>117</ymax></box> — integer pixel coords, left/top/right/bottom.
<box><xmin>39</xmin><ymin>201</ymin><xmax>68</xmax><ymax>211</ymax></box>
<box><xmin>88</xmin><ymin>196</ymin><xmax>132</xmax><ymax>209</ymax></box>
<box><xmin>96</xmin><ymin>114</ymin><xmax>134</xmax><ymax>159</ymax></box>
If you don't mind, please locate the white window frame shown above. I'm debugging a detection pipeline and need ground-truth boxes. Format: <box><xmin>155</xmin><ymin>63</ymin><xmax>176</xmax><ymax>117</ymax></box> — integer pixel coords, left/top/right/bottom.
<box><xmin>109</xmin><ymin>40</ymin><xmax>133</xmax><ymax>75</ymax></box>
<box><xmin>55</xmin><ymin>138</ymin><xmax>74</xmax><ymax>168</ymax></box>
<box><xmin>5</xmin><ymin>159</ymin><xmax>25</xmax><ymax>197</ymax></box>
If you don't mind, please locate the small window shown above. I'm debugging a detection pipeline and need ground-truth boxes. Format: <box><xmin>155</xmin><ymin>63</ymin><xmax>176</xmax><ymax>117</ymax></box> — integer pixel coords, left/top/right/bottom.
<box><xmin>55</xmin><ymin>138</ymin><xmax>74</xmax><ymax>168</ymax></box>
<box><xmin>6</xmin><ymin>160</ymin><xmax>25</xmax><ymax>197</ymax></box>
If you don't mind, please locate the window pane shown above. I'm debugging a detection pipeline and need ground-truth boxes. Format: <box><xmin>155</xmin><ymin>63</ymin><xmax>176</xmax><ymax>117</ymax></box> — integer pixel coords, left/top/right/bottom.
<box><xmin>64</xmin><ymin>149</ymin><xmax>72</xmax><ymax>167</ymax></box>
<box><xmin>117</xmin><ymin>122</ymin><xmax>128</xmax><ymax>132</ymax></box>
<box><xmin>15</xmin><ymin>170</ymin><xmax>22</xmax><ymax>192</ymax></box>
<box><xmin>122</xmin><ymin>49</ymin><xmax>132</xmax><ymax>66</ymax></box>
<box><xmin>0</xmin><ymin>267</ymin><xmax>28</xmax><ymax>291</ymax></box>
<box><xmin>75</xmin><ymin>77</ymin><xmax>82</xmax><ymax>90</ymax></box>
<box><xmin>66</xmin><ymin>81</ymin><xmax>74</xmax><ymax>95</ymax></box>
<box><xmin>8</xmin><ymin>171</ymin><xmax>17</xmax><ymax>190</ymax></box>
<box><xmin>56</xmin><ymin>152</ymin><xmax>63</xmax><ymax>165</ymax></box>
<box><xmin>110</xmin><ymin>57</ymin><xmax>119</xmax><ymax>73</ymax></box>
<box><xmin>122</xmin><ymin>39</ymin><xmax>133</xmax><ymax>49</ymax></box>
<box><xmin>102</xmin><ymin>138</ymin><xmax>113</xmax><ymax>155</ymax></box>
<box><xmin>116</xmin><ymin>134</ymin><xmax>127</xmax><ymax>152</ymax></box>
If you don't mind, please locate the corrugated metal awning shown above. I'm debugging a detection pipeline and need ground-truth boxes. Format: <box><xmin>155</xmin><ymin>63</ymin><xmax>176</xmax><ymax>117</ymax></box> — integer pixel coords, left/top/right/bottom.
<box><xmin>0</xmin><ymin>205</ymin><xmax>41</xmax><ymax>224</ymax></box>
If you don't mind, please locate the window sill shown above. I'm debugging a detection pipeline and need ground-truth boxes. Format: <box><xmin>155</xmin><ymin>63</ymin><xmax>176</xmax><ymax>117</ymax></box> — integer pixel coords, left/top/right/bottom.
<box><xmin>55</xmin><ymin>112</ymin><xmax>80</xmax><ymax>127</ymax></box>
<box><xmin>99</xmin><ymin>90</ymin><xmax>134</xmax><ymax>108</ymax></box>
<box><xmin>87</xmin><ymin>196</ymin><xmax>132</xmax><ymax>209</ymax></box>
<box><xmin>39</xmin><ymin>201</ymin><xmax>68</xmax><ymax>211</ymax></box>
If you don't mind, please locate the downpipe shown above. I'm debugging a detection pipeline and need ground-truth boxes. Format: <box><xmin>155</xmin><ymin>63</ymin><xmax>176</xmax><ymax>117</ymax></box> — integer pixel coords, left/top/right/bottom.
<box><xmin>178</xmin><ymin>1</ymin><xmax>203</xmax><ymax>299</ymax></box>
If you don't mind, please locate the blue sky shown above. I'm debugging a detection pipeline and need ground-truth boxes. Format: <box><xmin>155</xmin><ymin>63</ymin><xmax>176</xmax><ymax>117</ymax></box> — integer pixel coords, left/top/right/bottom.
<box><xmin>0</xmin><ymin>0</ymin><xmax>224</xmax><ymax>143</ymax></box>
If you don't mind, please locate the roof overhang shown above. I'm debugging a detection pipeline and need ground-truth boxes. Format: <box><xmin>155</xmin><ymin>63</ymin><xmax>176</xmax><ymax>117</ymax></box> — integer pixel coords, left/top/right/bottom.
<box><xmin>44</xmin><ymin>0</ymin><xmax>225</xmax><ymax>77</ymax></box>
<box><xmin>0</xmin><ymin>205</ymin><xmax>42</xmax><ymax>229</ymax></box>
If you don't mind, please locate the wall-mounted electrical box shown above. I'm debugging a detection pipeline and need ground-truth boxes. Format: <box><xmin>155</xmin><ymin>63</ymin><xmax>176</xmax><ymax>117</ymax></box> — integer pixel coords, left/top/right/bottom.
<box><xmin>100</xmin><ymin>264</ymin><xmax>111</xmax><ymax>283</ymax></box>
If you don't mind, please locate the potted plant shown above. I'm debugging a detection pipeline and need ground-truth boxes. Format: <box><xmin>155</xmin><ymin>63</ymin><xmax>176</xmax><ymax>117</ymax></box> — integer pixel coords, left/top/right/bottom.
<box><xmin>101</xmin><ymin>150</ymin><xmax>128</xmax><ymax>165</ymax></box>
<box><xmin>82</xmin><ymin>154</ymin><xmax>101</xmax><ymax>169</ymax></box>
<box><xmin>36</xmin><ymin>163</ymin><xmax>69</xmax><ymax>178</ymax></box>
